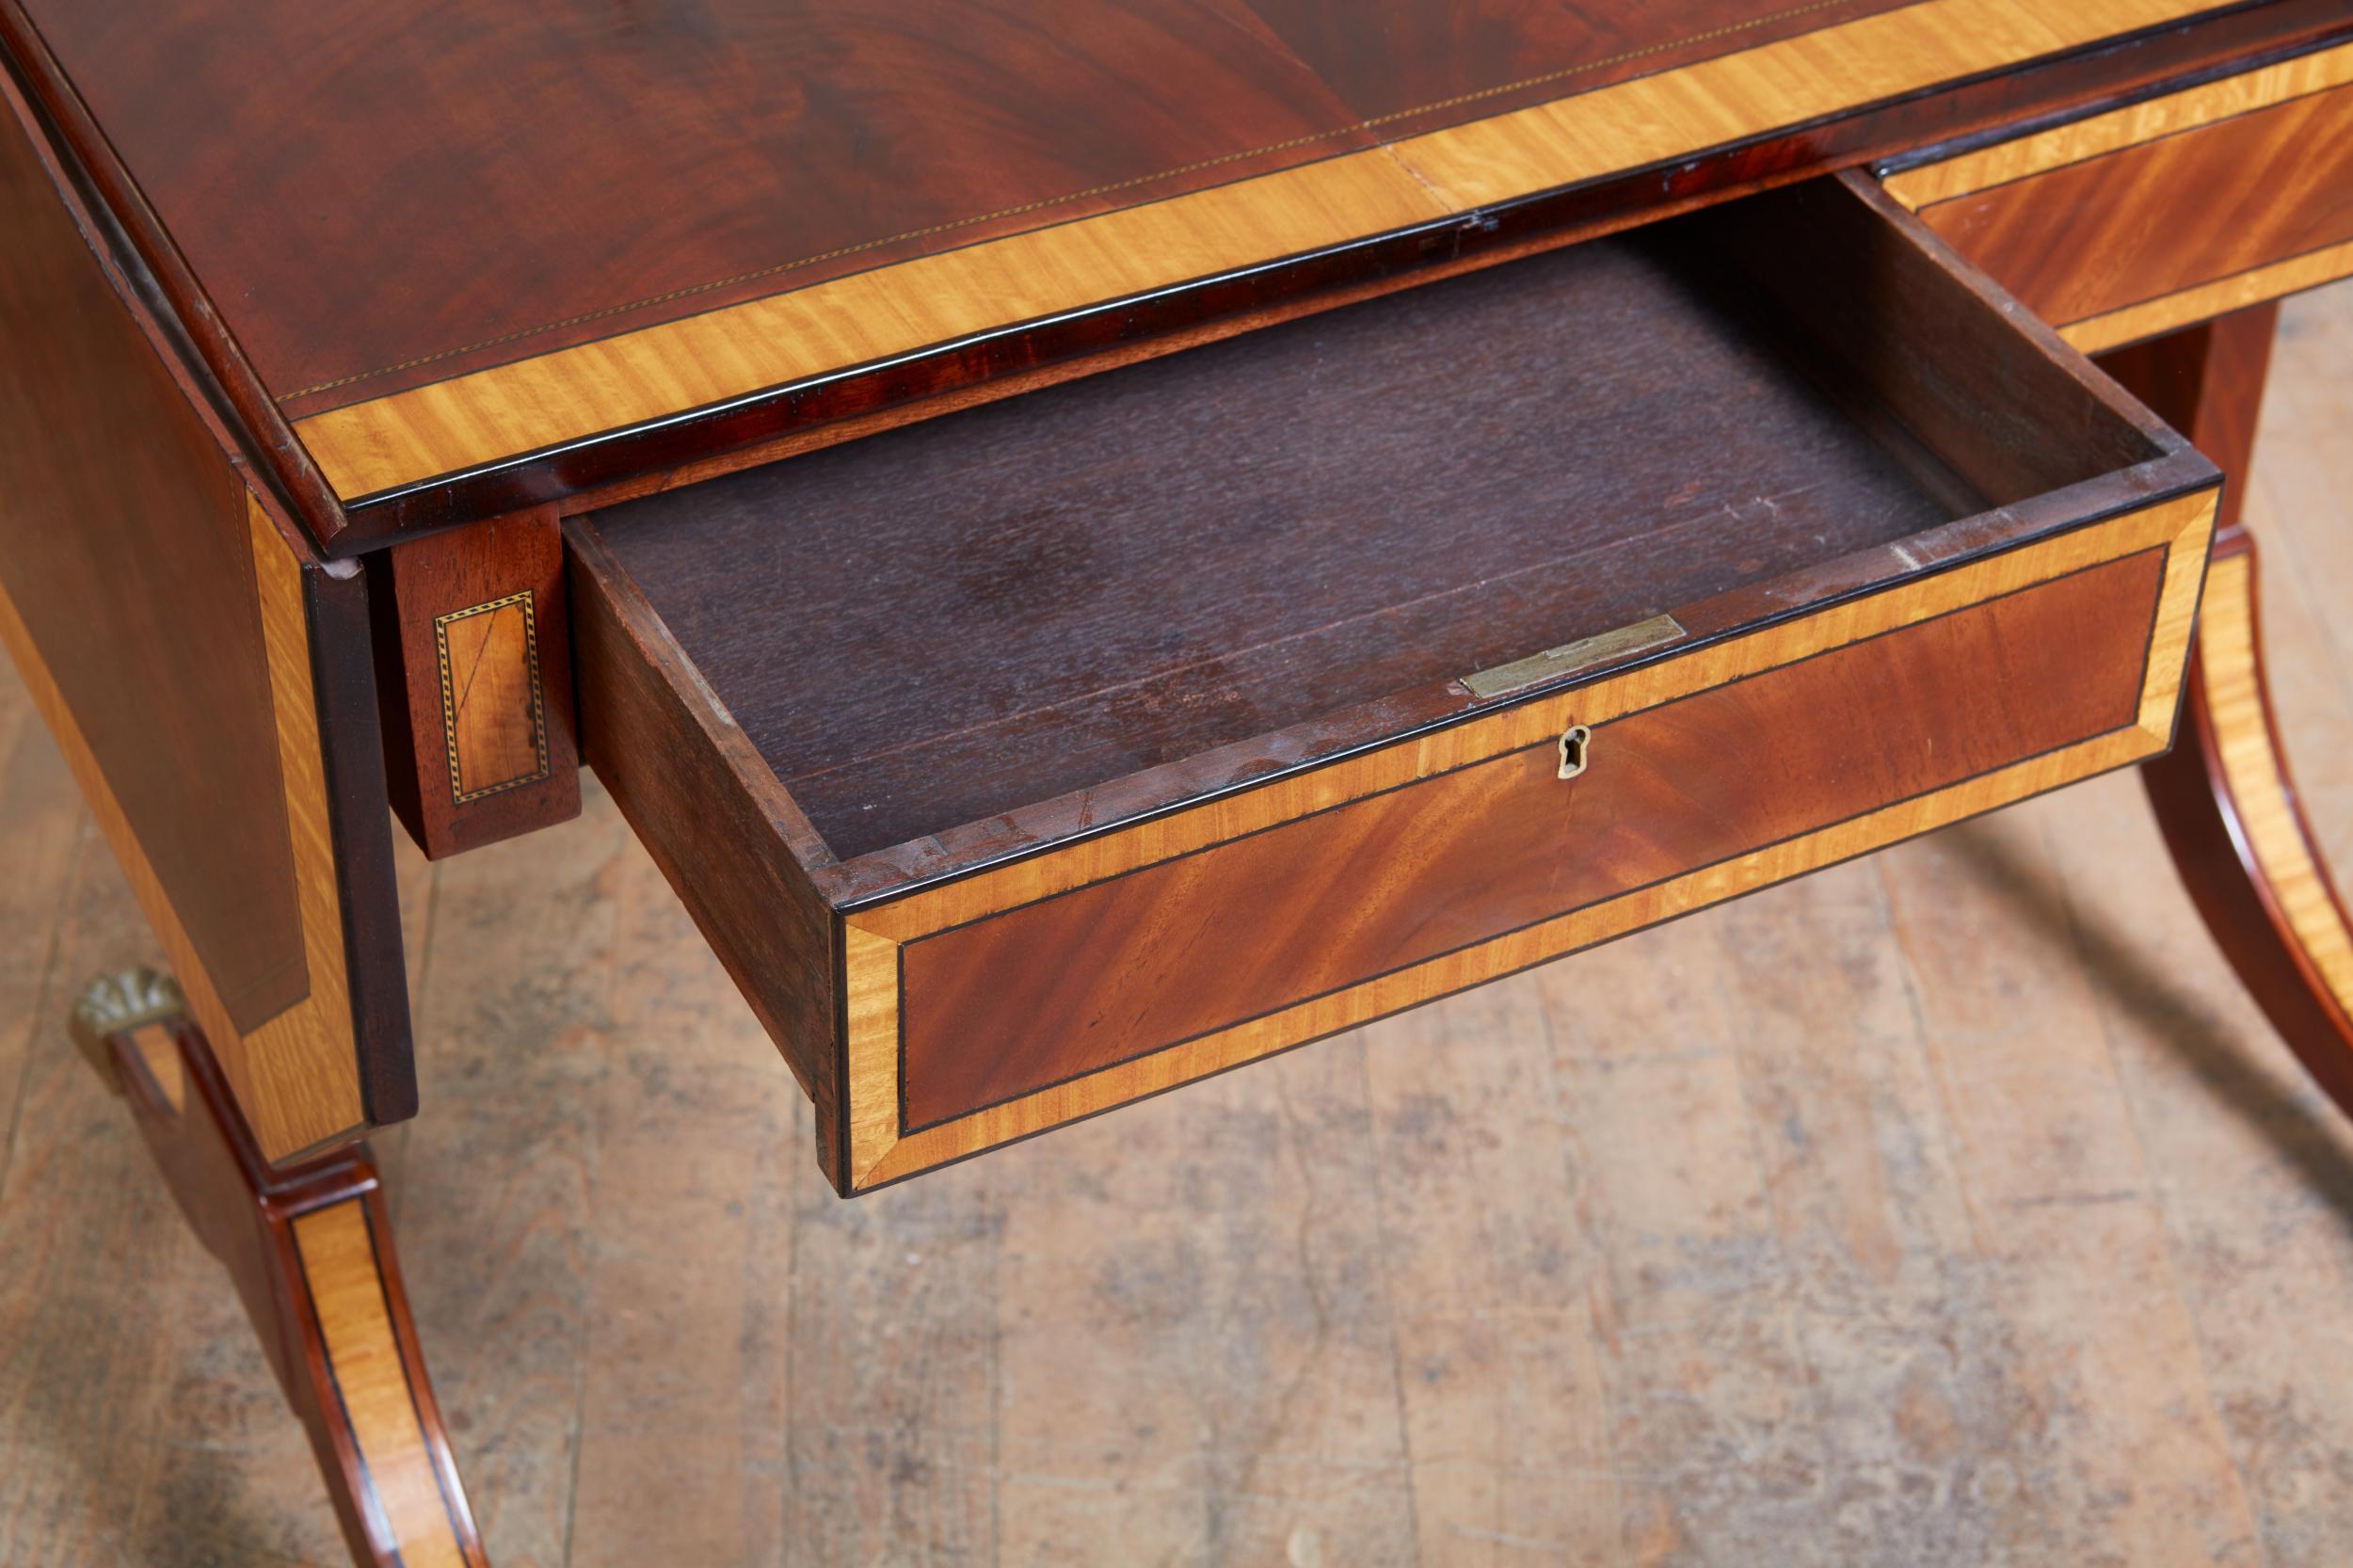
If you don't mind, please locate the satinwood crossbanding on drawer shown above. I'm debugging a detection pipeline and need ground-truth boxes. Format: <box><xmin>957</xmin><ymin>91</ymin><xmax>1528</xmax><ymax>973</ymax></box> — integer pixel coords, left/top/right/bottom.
<box><xmin>884</xmin><ymin>541</ymin><xmax>2175</xmax><ymax>1138</ymax></box>
<box><xmin>1881</xmin><ymin>38</ymin><xmax>2353</xmax><ymax>353</ymax></box>
<box><xmin>566</xmin><ymin>173</ymin><xmax>2218</xmax><ymax>1193</ymax></box>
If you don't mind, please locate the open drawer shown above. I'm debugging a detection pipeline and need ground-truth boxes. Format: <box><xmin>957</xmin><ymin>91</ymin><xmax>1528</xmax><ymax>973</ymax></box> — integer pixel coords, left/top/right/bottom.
<box><xmin>565</xmin><ymin>172</ymin><xmax>2217</xmax><ymax>1194</ymax></box>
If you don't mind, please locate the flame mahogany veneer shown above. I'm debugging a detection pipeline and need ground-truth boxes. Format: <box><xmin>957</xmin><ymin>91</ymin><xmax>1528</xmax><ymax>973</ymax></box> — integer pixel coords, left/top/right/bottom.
<box><xmin>894</xmin><ymin>551</ymin><xmax>2169</xmax><ymax>1132</ymax></box>
<box><xmin>1885</xmin><ymin>42</ymin><xmax>2353</xmax><ymax>351</ymax></box>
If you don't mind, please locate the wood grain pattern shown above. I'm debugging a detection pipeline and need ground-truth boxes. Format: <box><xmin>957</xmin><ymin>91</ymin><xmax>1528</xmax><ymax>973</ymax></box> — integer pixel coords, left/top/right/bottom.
<box><xmin>868</xmin><ymin>751</ymin><xmax>2185</xmax><ymax>1192</ymax></box>
<box><xmin>1932</xmin><ymin>87</ymin><xmax>2353</xmax><ymax>332</ymax></box>
<box><xmin>437</xmin><ymin>597</ymin><xmax>544</xmax><ymax>798</ymax></box>
<box><xmin>0</xmin><ymin>0</ymin><xmax>352</xmax><ymax>546</ymax></box>
<box><xmin>27</xmin><ymin>0</ymin><xmax>1397</xmax><ymax>411</ymax></box>
<box><xmin>0</xmin><ymin>55</ymin><xmax>412</xmax><ymax>1160</ymax></box>
<box><xmin>291</xmin><ymin>1200</ymin><xmax>477</xmax><ymax>1568</ymax></box>
<box><xmin>294</xmin><ymin>149</ymin><xmax>1447</xmax><ymax>503</ymax></box>
<box><xmin>1885</xmin><ymin>42</ymin><xmax>2353</xmax><ymax>351</ymax></box>
<box><xmin>2067</xmin><ymin>240</ymin><xmax>2353</xmax><ymax>354</ymax></box>
<box><xmin>22</xmin><ymin>280</ymin><xmax>2353</xmax><ymax>1568</ymax></box>
<box><xmin>1869</xmin><ymin>796</ymin><xmax>2274</xmax><ymax>1568</ymax></box>
<box><xmin>567</xmin><ymin>520</ymin><xmax>846</xmax><ymax>1185</ymax></box>
<box><xmin>237</xmin><ymin>499</ymin><xmax>372</xmax><ymax>1157</ymax></box>
<box><xmin>0</xmin><ymin>500</ymin><xmax>384</xmax><ymax>1163</ymax></box>
<box><xmin>842</xmin><ymin>490</ymin><xmax>2215</xmax><ymax>1188</ymax></box>
<box><xmin>2115</xmin><ymin>304</ymin><xmax>2353</xmax><ymax>1117</ymax></box>
<box><xmin>1882</xmin><ymin>38</ymin><xmax>2353</xmax><ymax>207</ymax></box>
<box><xmin>897</xmin><ymin>550</ymin><xmax>2168</xmax><ymax>1134</ymax></box>
<box><xmin>108</xmin><ymin>1015</ymin><xmax>486</xmax><ymax>1568</ymax></box>
<box><xmin>376</xmin><ymin>510</ymin><xmax>580</xmax><ymax>859</ymax></box>
<box><xmin>1245</xmin><ymin>0</ymin><xmax>1897</xmax><ymax>135</ymax></box>
<box><xmin>287</xmin><ymin>0</ymin><xmax>2247</xmax><ymax>506</ymax></box>
<box><xmin>589</xmin><ymin>170</ymin><xmax>2192</xmax><ymax>905</ymax></box>
<box><xmin>0</xmin><ymin>89</ymin><xmax>304</xmax><ymax>1032</ymax></box>
<box><xmin>2097</xmin><ymin>299</ymin><xmax>2278</xmax><ymax>536</ymax></box>
<box><xmin>2192</xmin><ymin>552</ymin><xmax>2353</xmax><ymax>1016</ymax></box>
<box><xmin>568</xmin><ymin>172</ymin><xmax>2217</xmax><ymax>1192</ymax></box>
<box><xmin>589</xmin><ymin>225</ymin><xmax>1978</xmax><ymax>864</ymax></box>
<box><xmin>856</xmin><ymin>493</ymin><xmax>2212</xmax><ymax>944</ymax></box>
<box><xmin>1373</xmin><ymin>0</ymin><xmax>2183</xmax><ymax>208</ymax></box>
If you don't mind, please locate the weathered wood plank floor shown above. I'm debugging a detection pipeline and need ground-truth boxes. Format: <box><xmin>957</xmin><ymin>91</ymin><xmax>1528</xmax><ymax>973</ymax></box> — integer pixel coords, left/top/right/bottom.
<box><xmin>5</xmin><ymin>283</ymin><xmax>2352</xmax><ymax>1566</ymax></box>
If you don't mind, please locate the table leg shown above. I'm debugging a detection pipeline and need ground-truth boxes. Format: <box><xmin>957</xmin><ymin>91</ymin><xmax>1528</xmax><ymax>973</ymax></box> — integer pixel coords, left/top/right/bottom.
<box><xmin>72</xmin><ymin>970</ymin><xmax>489</xmax><ymax>1568</ymax></box>
<box><xmin>2104</xmin><ymin>303</ymin><xmax>2353</xmax><ymax>1114</ymax></box>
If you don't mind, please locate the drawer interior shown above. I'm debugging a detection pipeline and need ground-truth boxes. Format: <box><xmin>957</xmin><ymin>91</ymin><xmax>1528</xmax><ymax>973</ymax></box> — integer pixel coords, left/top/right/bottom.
<box><xmin>568</xmin><ymin>171</ymin><xmax>2216</xmax><ymax>1191</ymax></box>
<box><xmin>577</xmin><ymin>176</ymin><xmax>2176</xmax><ymax>896</ymax></box>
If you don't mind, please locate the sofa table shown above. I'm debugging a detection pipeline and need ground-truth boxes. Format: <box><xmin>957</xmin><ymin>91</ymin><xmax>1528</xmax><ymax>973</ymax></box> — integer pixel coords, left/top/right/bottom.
<box><xmin>4</xmin><ymin>3</ymin><xmax>2352</xmax><ymax>1561</ymax></box>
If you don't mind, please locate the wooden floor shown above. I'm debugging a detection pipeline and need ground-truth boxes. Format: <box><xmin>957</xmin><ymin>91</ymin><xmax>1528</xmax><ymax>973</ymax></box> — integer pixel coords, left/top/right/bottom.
<box><xmin>5</xmin><ymin>284</ymin><xmax>2353</xmax><ymax>1568</ymax></box>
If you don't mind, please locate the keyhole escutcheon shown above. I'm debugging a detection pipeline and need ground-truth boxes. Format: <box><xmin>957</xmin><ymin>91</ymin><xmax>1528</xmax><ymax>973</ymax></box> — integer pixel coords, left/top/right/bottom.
<box><xmin>1557</xmin><ymin>724</ymin><xmax>1592</xmax><ymax>780</ymax></box>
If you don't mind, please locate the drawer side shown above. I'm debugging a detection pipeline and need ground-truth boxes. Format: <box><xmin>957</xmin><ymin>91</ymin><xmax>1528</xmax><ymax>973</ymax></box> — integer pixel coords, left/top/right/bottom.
<box><xmin>568</xmin><ymin>523</ymin><xmax>846</xmax><ymax>1184</ymax></box>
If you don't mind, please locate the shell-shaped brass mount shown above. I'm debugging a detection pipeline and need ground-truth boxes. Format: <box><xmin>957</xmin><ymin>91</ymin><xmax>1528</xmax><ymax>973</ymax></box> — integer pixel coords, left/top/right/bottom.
<box><xmin>68</xmin><ymin>967</ymin><xmax>186</xmax><ymax>1091</ymax></box>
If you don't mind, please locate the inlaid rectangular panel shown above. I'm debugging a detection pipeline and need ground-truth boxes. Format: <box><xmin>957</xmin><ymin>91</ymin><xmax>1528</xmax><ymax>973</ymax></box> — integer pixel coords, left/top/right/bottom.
<box><xmin>376</xmin><ymin>508</ymin><xmax>580</xmax><ymax>859</ymax></box>
<box><xmin>1882</xmin><ymin>39</ymin><xmax>2353</xmax><ymax>351</ymax></box>
<box><xmin>434</xmin><ymin>592</ymin><xmax>549</xmax><ymax>802</ymax></box>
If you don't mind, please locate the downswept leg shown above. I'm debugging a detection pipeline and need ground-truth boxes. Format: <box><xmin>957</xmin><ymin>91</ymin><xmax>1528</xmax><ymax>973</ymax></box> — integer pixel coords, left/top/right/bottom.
<box><xmin>73</xmin><ymin>970</ymin><xmax>488</xmax><ymax>1568</ymax></box>
<box><xmin>2106</xmin><ymin>304</ymin><xmax>2353</xmax><ymax>1113</ymax></box>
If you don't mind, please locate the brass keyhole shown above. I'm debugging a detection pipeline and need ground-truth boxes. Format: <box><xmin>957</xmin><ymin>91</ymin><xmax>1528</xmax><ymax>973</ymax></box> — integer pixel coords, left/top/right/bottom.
<box><xmin>1557</xmin><ymin>724</ymin><xmax>1592</xmax><ymax>780</ymax></box>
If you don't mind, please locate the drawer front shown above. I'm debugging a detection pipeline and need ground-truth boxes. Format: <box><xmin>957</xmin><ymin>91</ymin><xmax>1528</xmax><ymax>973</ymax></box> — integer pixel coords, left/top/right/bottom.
<box><xmin>1881</xmin><ymin>39</ymin><xmax>2353</xmax><ymax>352</ymax></box>
<box><xmin>841</xmin><ymin>490</ymin><xmax>2214</xmax><ymax>1190</ymax></box>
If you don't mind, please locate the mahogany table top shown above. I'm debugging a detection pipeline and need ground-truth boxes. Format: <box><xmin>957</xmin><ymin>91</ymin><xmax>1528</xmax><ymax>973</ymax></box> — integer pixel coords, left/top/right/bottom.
<box><xmin>4</xmin><ymin>0</ymin><xmax>2341</xmax><ymax>540</ymax></box>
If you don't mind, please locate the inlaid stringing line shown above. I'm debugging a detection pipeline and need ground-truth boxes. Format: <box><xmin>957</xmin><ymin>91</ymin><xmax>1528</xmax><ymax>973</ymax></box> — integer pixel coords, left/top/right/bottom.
<box><xmin>432</xmin><ymin>589</ymin><xmax>552</xmax><ymax>804</ymax></box>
